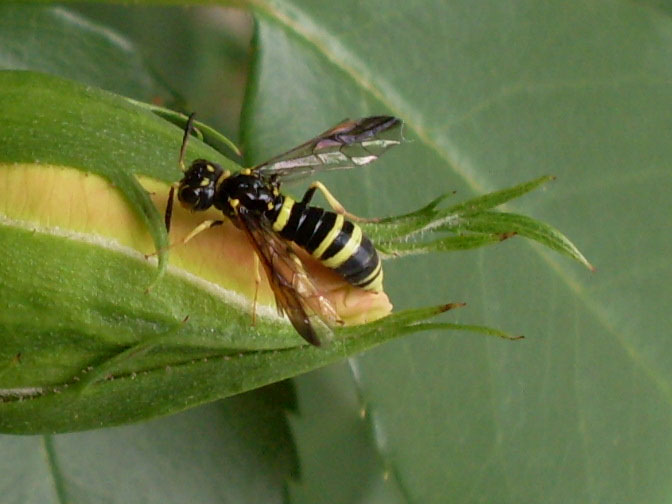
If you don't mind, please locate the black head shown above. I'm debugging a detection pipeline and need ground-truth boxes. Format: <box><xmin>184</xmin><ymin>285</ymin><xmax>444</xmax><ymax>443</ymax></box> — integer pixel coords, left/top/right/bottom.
<box><xmin>177</xmin><ymin>159</ymin><xmax>224</xmax><ymax>211</ymax></box>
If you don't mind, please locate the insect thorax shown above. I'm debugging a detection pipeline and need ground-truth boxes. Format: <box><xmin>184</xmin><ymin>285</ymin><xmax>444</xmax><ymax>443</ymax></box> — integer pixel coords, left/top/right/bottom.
<box><xmin>214</xmin><ymin>173</ymin><xmax>281</xmax><ymax>217</ymax></box>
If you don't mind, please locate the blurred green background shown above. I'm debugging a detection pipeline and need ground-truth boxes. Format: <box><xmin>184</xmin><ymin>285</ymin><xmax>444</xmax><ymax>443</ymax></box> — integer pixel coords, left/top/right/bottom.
<box><xmin>1</xmin><ymin>2</ymin><xmax>671</xmax><ymax>503</ymax></box>
<box><xmin>73</xmin><ymin>4</ymin><xmax>252</xmax><ymax>141</ymax></box>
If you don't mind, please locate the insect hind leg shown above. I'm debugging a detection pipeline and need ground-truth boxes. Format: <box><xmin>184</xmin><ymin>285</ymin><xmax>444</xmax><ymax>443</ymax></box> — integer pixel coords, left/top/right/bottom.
<box><xmin>300</xmin><ymin>181</ymin><xmax>379</xmax><ymax>223</ymax></box>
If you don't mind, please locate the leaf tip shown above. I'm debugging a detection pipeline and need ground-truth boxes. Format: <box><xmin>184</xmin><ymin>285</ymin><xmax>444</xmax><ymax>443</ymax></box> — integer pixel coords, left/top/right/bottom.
<box><xmin>439</xmin><ymin>302</ymin><xmax>466</xmax><ymax>313</ymax></box>
<box><xmin>500</xmin><ymin>231</ymin><xmax>517</xmax><ymax>241</ymax></box>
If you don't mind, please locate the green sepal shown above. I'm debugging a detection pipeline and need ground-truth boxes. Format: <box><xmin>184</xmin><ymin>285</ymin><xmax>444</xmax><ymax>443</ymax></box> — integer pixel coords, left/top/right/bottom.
<box><xmin>364</xmin><ymin>175</ymin><xmax>593</xmax><ymax>270</ymax></box>
<box><xmin>126</xmin><ymin>98</ymin><xmax>243</xmax><ymax>159</ymax></box>
<box><xmin>0</xmin><ymin>70</ymin><xmax>240</xmax><ymax>277</ymax></box>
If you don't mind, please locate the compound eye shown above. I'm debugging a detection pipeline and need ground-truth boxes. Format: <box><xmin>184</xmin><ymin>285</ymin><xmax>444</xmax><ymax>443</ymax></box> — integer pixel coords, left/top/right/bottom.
<box><xmin>178</xmin><ymin>186</ymin><xmax>199</xmax><ymax>206</ymax></box>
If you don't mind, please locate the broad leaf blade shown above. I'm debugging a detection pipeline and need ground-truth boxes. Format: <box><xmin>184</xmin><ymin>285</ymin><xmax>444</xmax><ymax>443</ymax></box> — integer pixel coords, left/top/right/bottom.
<box><xmin>0</xmin><ymin>4</ymin><xmax>173</xmax><ymax>102</ymax></box>
<box><xmin>243</xmin><ymin>3</ymin><xmax>672</xmax><ymax>504</ymax></box>
<box><xmin>0</xmin><ymin>397</ymin><xmax>295</xmax><ymax>504</ymax></box>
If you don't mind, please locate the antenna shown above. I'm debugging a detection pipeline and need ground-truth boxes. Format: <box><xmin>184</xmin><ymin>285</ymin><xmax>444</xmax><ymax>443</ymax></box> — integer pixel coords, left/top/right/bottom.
<box><xmin>178</xmin><ymin>112</ymin><xmax>197</xmax><ymax>172</ymax></box>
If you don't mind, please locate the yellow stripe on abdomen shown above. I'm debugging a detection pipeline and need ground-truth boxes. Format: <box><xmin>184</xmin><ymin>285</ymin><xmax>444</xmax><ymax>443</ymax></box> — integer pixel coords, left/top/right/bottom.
<box><xmin>272</xmin><ymin>196</ymin><xmax>294</xmax><ymax>232</ymax></box>
<box><xmin>322</xmin><ymin>224</ymin><xmax>363</xmax><ymax>268</ymax></box>
<box><xmin>312</xmin><ymin>214</ymin><xmax>344</xmax><ymax>259</ymax></box>
<box><xmin>357</xmin><ymin>260</ymin><xmax>383</xmax><ymax>292</ymax></box>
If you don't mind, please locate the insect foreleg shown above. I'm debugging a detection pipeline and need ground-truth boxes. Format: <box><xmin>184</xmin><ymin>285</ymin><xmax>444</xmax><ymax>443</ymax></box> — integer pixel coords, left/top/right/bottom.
<box><xmin>180</xmin><ymin>219</ymin><xmax>224</xmax><ymax>246</ymax></box>
<box><xmin>300</xmin><ymin>181</ymin><xmax>379</xmax><ymax>223</ymax></box>
<box><xmin>145</xmin><ymin>219</ymin><xmax>224</xmax><ymax>259</ymax></box>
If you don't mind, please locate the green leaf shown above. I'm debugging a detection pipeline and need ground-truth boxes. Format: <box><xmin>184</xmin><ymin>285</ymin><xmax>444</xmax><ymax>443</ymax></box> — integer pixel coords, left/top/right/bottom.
<box><xmin>0</xmin><ymin>391</ymin><xmax>296</xmax><ymax>504</ymax></box>
<box><xmin>241</xmin><ymin>2</ymin><xmax>671</xmax><ymax>504</ymax></box>
<box><xmin>0</xmin><ymin>4</ymin><xmax>173</xmax><ymax>103</ymax></box>
<box><xmin>363</xmin><ymin>174</ymin><xmax>592</xmax><ymax>269</ymax></box>
<box><xmin>128</xmin><ymin>100</ymin><xmax>243</xmax><ymax>158</ymax></box>
<box><xmin>460</xmin><ymin>210</ymin><xmax>593</xmax><ymax>270</ymax></box>
<box><xmin>0</xmin><ymin>69</ymin><xmax>231</xmax><ymax>275</ymax></box>
<box><xmin>363</xmin><ymin>176</ymin><xmax>556</xmax><ymax>241</ymax></box>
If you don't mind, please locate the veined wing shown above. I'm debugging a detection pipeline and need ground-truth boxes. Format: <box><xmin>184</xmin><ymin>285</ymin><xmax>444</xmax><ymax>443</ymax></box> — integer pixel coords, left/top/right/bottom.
<box><xmin>236</xmin><ymin>207</ymin><xmax>341</xmax><ymax>346</ymax></box>
<box><xmin>254</xmin><ymin>116</ymin><xmax>402</xmax><ymax>181</ymax></box>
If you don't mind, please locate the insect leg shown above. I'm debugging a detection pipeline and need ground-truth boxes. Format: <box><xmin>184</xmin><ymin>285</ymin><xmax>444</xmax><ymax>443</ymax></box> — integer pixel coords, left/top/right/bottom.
<box><xmin>300</xmin><ymin>181</ymin><xmax>379</xmax><ymax>223</ymax></box>
<box><xmin>164</xmin><ymin>183</ymin><xmax>181</xmax><ymax>233</ymax></box>
<box><xmin>145</xmin><ymin>219</ymin><xmax>223</xmax><ymax>259</ymax></box>
<box><xmin>179</xmin><ymin>219</ymin><xmax>224</xmax><ymax>246</ymax></box>
<box><xmin>251</xmin><ymin>251</ymin><xmax>261</xmax><ymax>326</ymax></box>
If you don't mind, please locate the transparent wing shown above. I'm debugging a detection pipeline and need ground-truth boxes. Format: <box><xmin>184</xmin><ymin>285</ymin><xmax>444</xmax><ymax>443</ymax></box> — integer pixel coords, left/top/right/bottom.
<box><xmin>254</xmin><ymin>116</ymin><xmax>402</xmax><ymax>181</ymax></box>
<box><xmin>236</xmin><ymin>207</ymin><xmax>340</xmax><ymax>346</ymax></box>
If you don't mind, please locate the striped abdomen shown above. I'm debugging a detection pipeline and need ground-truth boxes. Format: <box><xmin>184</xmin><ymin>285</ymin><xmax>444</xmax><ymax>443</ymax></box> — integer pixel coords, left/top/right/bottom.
<box><xmin>270</xmin><ymin>195</ymin><xmax>383</xmax><ymax>292</ymax></box>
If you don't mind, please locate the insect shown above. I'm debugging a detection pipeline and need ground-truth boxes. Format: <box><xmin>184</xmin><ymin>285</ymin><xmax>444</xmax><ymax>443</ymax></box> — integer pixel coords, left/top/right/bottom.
<box><xmin>165</xmin><ymin>115</ymin><xmax>403</xmax><ymax>346</ymax></box>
